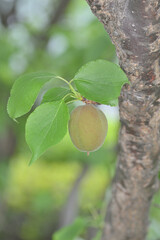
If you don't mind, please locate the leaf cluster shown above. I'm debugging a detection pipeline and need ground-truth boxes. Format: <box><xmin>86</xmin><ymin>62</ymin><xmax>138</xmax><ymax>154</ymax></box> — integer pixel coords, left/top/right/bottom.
<box><xmin>7</xmin><ymin>60</ymin><xmax>129</xmax><ymax>164</ymax></box>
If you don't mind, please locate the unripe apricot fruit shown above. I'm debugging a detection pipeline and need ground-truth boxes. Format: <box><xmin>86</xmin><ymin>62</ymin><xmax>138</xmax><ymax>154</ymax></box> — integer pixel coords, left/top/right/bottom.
<box><xmin>68</xmin><ymin>104</ymin><xmax>108</xmax><ymax>152</ymax></box>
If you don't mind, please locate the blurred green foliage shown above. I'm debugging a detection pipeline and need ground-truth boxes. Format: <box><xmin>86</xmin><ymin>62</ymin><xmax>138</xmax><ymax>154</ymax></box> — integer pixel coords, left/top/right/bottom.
<box><xmin>0</xmin><ymin>0</ymin><xmax>159</xmax><ymax>240</ymax></box>
<box><xmin>53</xmin><ymin>217</ymin><xmax>89</xmax><ymax>240</ymax></box>
<box><xmin>0</xmin><ymin>1</ymin><xmax>117</xmax><ymax>239</ymax></box>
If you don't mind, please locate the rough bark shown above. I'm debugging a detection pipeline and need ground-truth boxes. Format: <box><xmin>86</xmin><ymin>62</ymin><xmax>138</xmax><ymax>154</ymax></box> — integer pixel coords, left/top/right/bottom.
<box><xmin>85</xmin><ymin>1</ymin><xmax>160</xmax><ymax>240</ymax></box>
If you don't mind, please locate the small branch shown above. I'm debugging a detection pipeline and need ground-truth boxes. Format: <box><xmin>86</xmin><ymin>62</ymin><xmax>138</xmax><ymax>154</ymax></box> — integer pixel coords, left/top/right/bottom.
<box><xmin>0</xmin><ymin>0</ymin><xmax>17</xmax><ymax>27</ymax></box>
<box><xmin>35</xmin><ymin>0</ymin><xmax>71</xmax><ymax>45</ymax></box>
<box><xmin>49</xmin><ymin>0</ymin><xmax>71</xmax><ymax>26</ymax></box>
<box><xmin>59</xmin><ymin>164</ymin><xmax>88</xmax><ymax>227</ymax></box>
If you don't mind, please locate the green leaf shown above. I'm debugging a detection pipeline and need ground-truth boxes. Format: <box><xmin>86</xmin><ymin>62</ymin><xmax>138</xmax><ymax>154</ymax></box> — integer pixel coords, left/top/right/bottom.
<box><xmin>7</xmin><ymin>72</ymin><xmax>55</xmax><ymax>119</ymax></box>
<box><xmin>73</xmin><ymin>60</ymin><xmax>129</xmax><ymax>105</ymax></box>
<box><xmin>92</xmin><ymin>230</ymin><xmax>102</xmax><ymax>240</ymax></box>
<box><xmin>52</xmin><ymin>218</ymin><xmax>88</xmax><ymax>240</ymax></box>
<box><xmin>42</xmin><ymin>87</ymin><xmax>71</xmax><ymax>103</ymax></box>
<box><xmin>25</xmin><ymin>100</ymin><xmax>69</xmax><ymax>165</ymax></box>
<box><xmin>108</xmin><ymin>99</ymin><xmax>118</xmax><ymax>106</ymax></box>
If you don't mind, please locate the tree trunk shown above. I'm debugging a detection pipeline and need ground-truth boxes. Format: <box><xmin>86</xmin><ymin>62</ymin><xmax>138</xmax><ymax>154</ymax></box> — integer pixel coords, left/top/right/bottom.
<box><xmin>85</xmin><ymin>1</ymin><xmax>160</xmax><ymax>240</ymax></box>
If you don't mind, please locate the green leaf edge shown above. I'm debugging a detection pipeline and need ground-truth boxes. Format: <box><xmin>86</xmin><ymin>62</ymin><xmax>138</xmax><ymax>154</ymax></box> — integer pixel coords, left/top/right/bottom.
<box><xmin>41</xmin><ymin>87</ymin><xmax>71</xmax><ymax>104</ymax></box>
<box><xmin>25</xmin><ymin>100</ymin><xmax>69</xmax><ymax>166</ymax></box>
<box><xmin>52</xmin><ymin>217</ymin><xmax>89</xmax><ymax>240</ymax></box>
<box><xmin>73</xmin><ymin>59</ymin><xmax>129</xmax><ymax>105</ymax></box>
<box><xmin>7</xmin><ymin>71</ymin><xmax>56</xmax><ymax>119</ymax></box>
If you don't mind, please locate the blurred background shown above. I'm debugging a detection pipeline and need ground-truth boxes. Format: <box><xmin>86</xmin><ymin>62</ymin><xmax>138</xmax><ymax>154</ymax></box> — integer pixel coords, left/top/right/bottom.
<box><xmin>0</xmin><ymin>0</ymin><xmax>160</xmax><ymax>240</ymax></box>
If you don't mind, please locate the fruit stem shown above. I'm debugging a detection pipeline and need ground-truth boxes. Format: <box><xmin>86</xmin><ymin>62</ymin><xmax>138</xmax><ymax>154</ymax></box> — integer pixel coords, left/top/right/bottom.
<box><xmin>66</xmin><ymin>99</ymin><xmax>78</xmax><ymax>105</ymax></box>
<box><xmin>55</xmin><ymin>76</ymin><xmax>81</xmax><ymax>100</ymax></box>
<box><xmin>55</xmin><ymin>76</ymin><xmax>70</xmax><ymax>86</ymax></box>
<box><xmin>62</xmin><ymin>93</ymin><xmax>73</xmax><ymax>101</ymax></box>
<box><xmin>69</xmin><ymin>79</ymin><xmax>74</xmax><ymax>84</ymax></box>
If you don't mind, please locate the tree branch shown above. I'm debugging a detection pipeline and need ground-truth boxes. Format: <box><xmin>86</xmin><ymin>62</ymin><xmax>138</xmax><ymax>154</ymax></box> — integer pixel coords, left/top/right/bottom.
<box><xmin>49</xmin><ymin>0</ymin><xmax>71</xmax><ymax>26</ymax></box>
<box><xmin>35</xmin><ymin>0</ymin><xmax>71</xmax><ymax>45</ymax></box>
<box><xmin>85</xmin><ymin>1</ymin><xmax>160</xmax><ymax>240</ymax></box>
<box><xmin>59</xmin><ymin>164</ymin><xmax>88</xmax><ymax>227</ymax></box>
<box><xmin>0</xmin><ymin>0</ymin><xmax>17</xmax><ymax>27</ymax></box>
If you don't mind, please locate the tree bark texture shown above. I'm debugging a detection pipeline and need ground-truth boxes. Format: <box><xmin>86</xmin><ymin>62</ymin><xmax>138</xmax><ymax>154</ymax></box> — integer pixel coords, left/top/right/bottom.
<box><xmin>85</xmin><ymin>1</ymin><xmax>160</xmax><ymax>240</ymax></box>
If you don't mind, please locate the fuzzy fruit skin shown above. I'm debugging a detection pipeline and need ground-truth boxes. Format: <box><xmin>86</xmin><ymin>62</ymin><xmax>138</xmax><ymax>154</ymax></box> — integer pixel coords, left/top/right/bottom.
<box><xmin>68</xmin><ymin>104</ymin><xmax>108</xmax><ymax>152</ymax></box>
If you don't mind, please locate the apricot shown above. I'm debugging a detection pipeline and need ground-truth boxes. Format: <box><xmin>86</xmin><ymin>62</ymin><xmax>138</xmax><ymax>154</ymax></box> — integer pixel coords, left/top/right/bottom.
<box><xmin>68</xmin><ymin>104</ymin><xmax>108</xmax><ymax>152</ymax></box>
